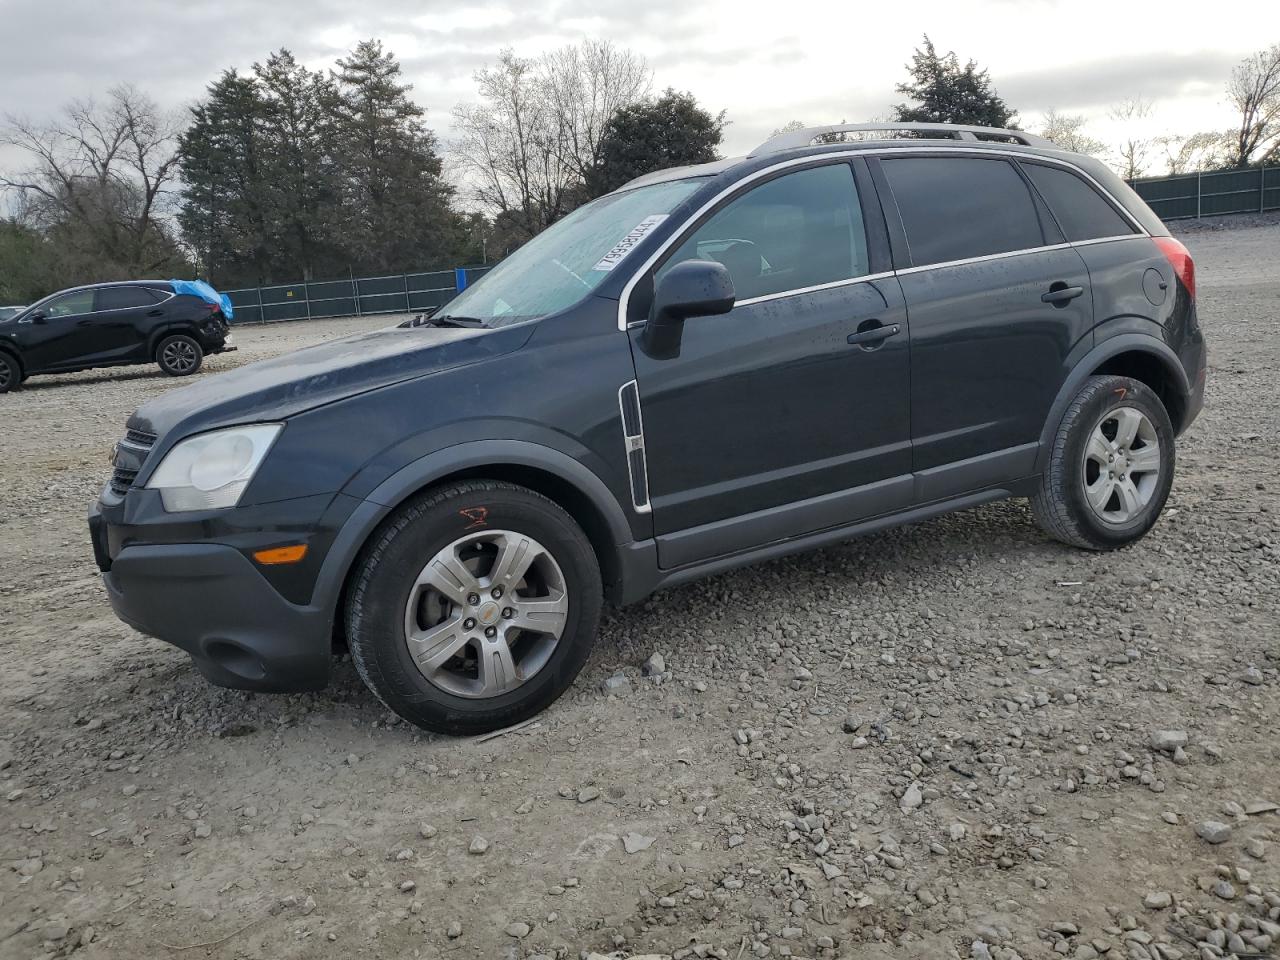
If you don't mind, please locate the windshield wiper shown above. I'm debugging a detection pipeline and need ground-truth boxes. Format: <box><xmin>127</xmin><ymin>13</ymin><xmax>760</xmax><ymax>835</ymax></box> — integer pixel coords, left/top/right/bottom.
<box><xmin>431</xmin><ymin>314</ymin><xmax>488</xmax><ymax>328</ymax></box>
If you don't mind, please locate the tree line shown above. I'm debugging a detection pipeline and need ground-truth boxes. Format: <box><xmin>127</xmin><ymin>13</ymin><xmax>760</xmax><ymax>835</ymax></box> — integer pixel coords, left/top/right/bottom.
<box><xmin>1</xmin><ymin>36</ymin><xmax>1277</xmax><ymax>305</ymax></box>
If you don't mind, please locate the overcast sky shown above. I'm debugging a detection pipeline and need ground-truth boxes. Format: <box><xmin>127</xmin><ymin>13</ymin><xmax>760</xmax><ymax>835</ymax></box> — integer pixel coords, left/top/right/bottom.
<box><xmin>0</xmin><ymin>0</ymin><xmax>1261</xmax><ymax>169</ymax></box>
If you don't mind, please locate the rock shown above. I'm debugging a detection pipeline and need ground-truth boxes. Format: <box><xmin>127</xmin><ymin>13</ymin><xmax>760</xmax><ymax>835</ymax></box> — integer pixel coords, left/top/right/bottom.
<box><xmin>1245</xmin><ymin>800</ymin><xmax>1280</xmax><ymax>815</ymax></box>
<box><xmin>1196</xmin><ymin>820</ymin><xmax>1232</xmax><ymax>844</ymax></box>
<box><xmin>515</xmin><ymin>797</ymin><xmax>534</xmax><ymax>815</ymax></box>
<box><xmin>399</xmin><ymin>880</ymin><xmax>416</xmax><ymax>893</ymax></box>
<box><xmin>1246</xmin><ymin>837</ymin><xmax>1266</xmax><ymax>859</ymax></box>
<box><xmin>842</xmin><ymin>716</ymin><xmax>862</xmax><ymax>734</ymax></box>
<box><xmin>193</xmin><ymin>821</ymin><xmax>212</xmax><ymax>839</ymax></box>
<box><xmin>577</xmin><ymin>787</ymin><xmax>600</xmax><ymax>803</ymax></box>
<box><xmin>121</xmin><ymin>784</ymin><xmax>138</xmax><ymax>797</ymax></box>
<box><xmin>468</xmin><ymin>836</ymin><xmax>489</xmax><ymax>855</ymax></box>
<box><xmin>17</xmin><ymin>858</ymin><xmax>43</xmax><ymax>876</ymax></box>
<box><xmin>623</xmin><ymin>832</ymin><xmax>655</xmax><ymax>854</ymax></box>
<box><xmin>1143</xmin><ymin>891</ymin><xmax>1172</xmax><ymax>909</ymax></box>
<box><xmin>600</xmin><ymin>673</ymin><xmax>631</xmax><ymax>696</ymax></box>
<box><xmin>504</xmin><ymin>921</ymin><xmax>531</xmax><ymax>938</ymax></box>
<box><xmin>642</xmin><ymin>653</ymin><xmax>666</xmax><ymax>676</ymax></box>
<box><xmin>418</xmin><ymin>823</ymin><xmax>437</xmax><ymax>839</ymax></box>
<box><xmin>900</xmin><ymin>782</ymin><xmax>924</xmax><ymax>812</ymax></box>
<box><xmin>1237</xmin><ymin>666</ymin><xmax>1265</xmax><ymax>686</ymax></box>
<box><xmin>1149</xmin><ymin>730</ymin><xmax>1188</xmax><ymax>752</ymax></box>
<box><xmin>446</xmin><ymin>920</ymin><xmax>462</xmax><ymax>939</ymax></box>
<box><xmin>301</xmin><ymin>896</ymin><xmax>316</xmax><ymax>916</ymax></box>
<box><xmin>1213</xmin><ymin>879</ymin><xmax>1237</xmax><ymax>900</ymax></box>
<box><xmin>43</xmin><ymin>920</ymin><xmax>71</xmax><ymax>941</ymax></box>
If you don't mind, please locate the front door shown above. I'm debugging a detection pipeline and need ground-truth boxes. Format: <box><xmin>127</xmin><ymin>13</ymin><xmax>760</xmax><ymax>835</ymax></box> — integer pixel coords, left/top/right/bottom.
<box><xmin>874</xmin><ymin>154</ymin><xmax>1095</xmax><ymax>498</ymax></box>
<box><xmin>17</xmin><ymin>289</ymin><xmax>97</xmax><ymax>372</ymax></box>
<box><xmin>628</xmin><ymin>161</ymin><xmax>913</xmax><ymax>568</ymax></box>
<box><xmin>89</xmin><ymin>285</ymin><xmax>165</xmax><ymax>363</ymax></box>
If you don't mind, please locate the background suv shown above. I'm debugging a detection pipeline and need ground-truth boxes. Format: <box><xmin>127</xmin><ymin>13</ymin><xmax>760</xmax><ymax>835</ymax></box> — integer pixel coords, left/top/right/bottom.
<box><xmin>89</xmin><ymin>122</ymin><xmax>1206</xmax><ymax>735</ymax></box>
<box><xmin>0</xmin><ymin>280</ymin><xmax>233</xmax><ymax>392</ymax></box>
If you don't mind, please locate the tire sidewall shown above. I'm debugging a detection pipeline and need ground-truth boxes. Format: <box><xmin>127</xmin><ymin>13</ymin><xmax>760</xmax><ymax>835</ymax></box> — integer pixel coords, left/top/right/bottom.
<box><xmin>157</xmin><ymin>335</ymin><xmax>203</xmax><ymax>376</ymax></box>
<box><xmin>0</xmin><ymin>353</ymin><xmax>18</xmax><ymax>393</ymax></box>
<box><xmin>1062</xmin><ymin>379</ymin><xmax>1175</xmax><ymax>547</ymax></box>
<box><xmin>349</xmin><ymin>486</ymin><xmax>602</xmax><ymax>730</ymax></box>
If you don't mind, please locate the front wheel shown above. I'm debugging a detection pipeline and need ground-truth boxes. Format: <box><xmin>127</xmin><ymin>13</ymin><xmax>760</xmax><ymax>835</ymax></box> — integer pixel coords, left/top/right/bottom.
<box><xmin>346</xmin><ymin>480</ymin><xmax>603</xmax><ymax>734</ymax></box>
<box><xmin>1031</xmin><ymin>374</ymin><xmax>1175</xmax><ymax>550</ymax></box>
<box><xmin>156</xmin><ymin>334</ymin><xmax>203</xmax><ymax>376</ymax></box>
<box><xmin>0</xmin><ymin>352</ymin><xmax>20</xmax><ymax>393</ymax></box>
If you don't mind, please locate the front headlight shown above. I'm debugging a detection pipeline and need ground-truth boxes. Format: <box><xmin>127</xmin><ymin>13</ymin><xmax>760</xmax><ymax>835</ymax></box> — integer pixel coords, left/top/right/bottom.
<box><xmin>146</xmin><ymin>424</ymin><xmax>283</xmax><ymax>512</ymax></box>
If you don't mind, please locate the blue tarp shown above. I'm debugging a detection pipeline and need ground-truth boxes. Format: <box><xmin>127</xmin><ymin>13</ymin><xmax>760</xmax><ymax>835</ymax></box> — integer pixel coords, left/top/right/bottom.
<box><xmin>168</xmin><ymin>279</ymin><xmax>234</xmax><ymax>320</ymax></box>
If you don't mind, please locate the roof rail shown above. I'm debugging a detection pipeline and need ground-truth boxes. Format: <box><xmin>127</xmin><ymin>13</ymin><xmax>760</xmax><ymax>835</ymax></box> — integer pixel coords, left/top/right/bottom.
<box><xmin>752</xmin><ymin>122</ymin><xmax>1054</xmax><ymax>155</ymax></box>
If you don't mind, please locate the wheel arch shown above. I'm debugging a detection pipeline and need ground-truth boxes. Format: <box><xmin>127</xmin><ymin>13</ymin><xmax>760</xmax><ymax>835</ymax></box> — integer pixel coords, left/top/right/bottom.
<box><xmin>149</xmin><ymin>325</ymin><xmax>200</xmax><ymax>358</ymax></box>
<box><xmin>320</xmin><ymin>441</ymin><xmax>637</xmax><ymax>641</ymax></box>
<box><xmin>1036</xmin><ymin>335</ymin><xmax>1191</xmax><ymax>475</ymax></box>
<box><xmin>0</xmin><ymin>342</ymin><xmax>24</xmax><ymax>377</ymax></box>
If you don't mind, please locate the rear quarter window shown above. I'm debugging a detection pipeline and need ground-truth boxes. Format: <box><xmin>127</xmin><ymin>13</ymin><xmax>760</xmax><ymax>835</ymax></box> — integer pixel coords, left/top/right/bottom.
<box><xmin>881</xmin><ymin>156</ymin><xmax>1045</xmax><ymax>267</ymax></box>
<box><xmin>1021</xmin><ymin>162</ymin><xmax>1138</xmax><ymax>242</ymax></box>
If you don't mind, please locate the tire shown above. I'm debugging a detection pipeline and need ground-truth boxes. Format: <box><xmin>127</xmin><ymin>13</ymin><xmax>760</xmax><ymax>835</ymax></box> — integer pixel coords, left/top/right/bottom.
<box><xmin>0</xmin><ymin>352</ymin><xmax>20</xmax><ymax>393</ymax></box>
<box><xmin>1031</xmin><ymin>375</ymin><xmax>1175</xmax><ymax>550</ymax></box>
<box><xmin>346</xmin><ymin>480</ymin><xmax>603</xmax><ymax>735</ymax></box>
<box><xmin>156</xmin><ymin>334</ymin><xmax>203</xmax><ymax>376</ymax></box>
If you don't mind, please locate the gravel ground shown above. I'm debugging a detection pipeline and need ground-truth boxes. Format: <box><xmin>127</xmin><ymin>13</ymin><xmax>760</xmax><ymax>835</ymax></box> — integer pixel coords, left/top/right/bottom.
<box><xmin>2</xmin><ymin>221</ymin><xmax>1278</xmax><ymax>960</ymax></box>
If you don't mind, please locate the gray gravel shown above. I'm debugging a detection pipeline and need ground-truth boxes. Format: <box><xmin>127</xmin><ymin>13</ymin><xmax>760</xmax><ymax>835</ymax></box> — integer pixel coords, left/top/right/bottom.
<box><xmin>1</xmin><ymin>221</ymin><xmax>1278</xmax><ymax>959</ymax></box>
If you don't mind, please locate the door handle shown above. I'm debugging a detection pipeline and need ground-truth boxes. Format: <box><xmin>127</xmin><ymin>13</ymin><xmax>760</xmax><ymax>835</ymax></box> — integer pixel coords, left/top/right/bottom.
<box><xmin>847</xmin><ymin>322</ymin><xmax>901</xmax><ymax>347</ymax></box>
<box><xmin>1041</xmin><ymin>284</ymin><xmax>1084</xmax><ymax>306</ymax></box>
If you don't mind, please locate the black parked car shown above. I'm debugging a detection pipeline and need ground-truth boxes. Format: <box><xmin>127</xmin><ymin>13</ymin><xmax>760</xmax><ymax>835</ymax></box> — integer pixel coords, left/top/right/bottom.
<box><xmin>0</xmin><ymin>280</ymin><xmax>234</xmax><ymax>392</ymax></box>
<box><xmin>89</xmin><ymin>123</ymin><xmax>1206</xmax><ymax>734</ymax></box>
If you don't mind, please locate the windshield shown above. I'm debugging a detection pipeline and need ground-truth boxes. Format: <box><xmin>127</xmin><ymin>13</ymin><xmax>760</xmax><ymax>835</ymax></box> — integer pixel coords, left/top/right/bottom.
<box><xmin>440</xmin><ymin>177</ymin><xmax>705</xmax><ymax>325</ymax></box>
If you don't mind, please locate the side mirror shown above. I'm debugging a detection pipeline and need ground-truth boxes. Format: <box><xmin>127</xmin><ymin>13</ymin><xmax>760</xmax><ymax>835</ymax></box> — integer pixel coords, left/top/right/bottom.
<box><xmin>641</xmin><ymin>260</ymin><xmax>735</xmax><ymax>360</ymax></box>
<box><xmin>22</xmin><ymin>312</ymin><xmax>46</xmax><ymax>325</ymax></box>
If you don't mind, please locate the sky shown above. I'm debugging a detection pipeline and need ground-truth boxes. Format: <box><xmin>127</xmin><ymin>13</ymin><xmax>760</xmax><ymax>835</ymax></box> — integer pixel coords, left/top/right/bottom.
<box><xmin>0</xmin><ymin>0</ymin><xmax>1264</xmax><ymax>181</ymax></box>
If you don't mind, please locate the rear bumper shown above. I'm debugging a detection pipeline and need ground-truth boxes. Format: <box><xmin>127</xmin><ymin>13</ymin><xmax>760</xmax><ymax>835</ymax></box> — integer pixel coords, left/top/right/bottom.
<box><xmin>91</xmin><ymin>507</ymin><xmax>331</xmax><ymax>691</ymax></box>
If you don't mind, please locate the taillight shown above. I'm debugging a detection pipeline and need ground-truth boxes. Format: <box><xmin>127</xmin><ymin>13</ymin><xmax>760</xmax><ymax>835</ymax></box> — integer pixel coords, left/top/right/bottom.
<box><xmin>1153</xmin><ymin>236</ymin><xmax>1195</xmax><ymax>301</ymax></box>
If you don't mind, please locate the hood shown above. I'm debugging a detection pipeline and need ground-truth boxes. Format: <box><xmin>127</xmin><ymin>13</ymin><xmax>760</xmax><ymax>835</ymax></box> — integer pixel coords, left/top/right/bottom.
<box><xmin>129</xmin><ymin>322</ymin><xmax>534</xmax><ymax>439</ymax></box>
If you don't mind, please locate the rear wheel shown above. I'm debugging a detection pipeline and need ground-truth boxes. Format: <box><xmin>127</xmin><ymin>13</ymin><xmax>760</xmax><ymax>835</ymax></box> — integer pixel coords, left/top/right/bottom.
<box><xmin>156</xmin><ymin>335</ymin><xmax>203</xmax><ymax>376</ymax></box>
<box><xmin>1031</xmin><ymin>375</ymin><xmax>1175</xmax><ymax>550</ymax></box>
<box><xmin>0</xmin><ymin>352</ymin><xmax>19</xmax><ymax>393</ymax></box>
<box><xmin>346</xmin><ymin>480</ymin><xmax>603</xmax><ymax>734</ymax></box>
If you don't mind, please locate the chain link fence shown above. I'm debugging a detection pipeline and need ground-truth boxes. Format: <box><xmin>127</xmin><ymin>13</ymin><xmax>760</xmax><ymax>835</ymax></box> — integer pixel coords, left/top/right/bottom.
<box><xmin>224</xmin><ymin>266</ymin><xmax>492</xmax><ymax>324</ymax></box>
<box><xmin>1131</xmin><ymin>166</ymin><xmax>1279</xmax><ymax>221</ymax></box>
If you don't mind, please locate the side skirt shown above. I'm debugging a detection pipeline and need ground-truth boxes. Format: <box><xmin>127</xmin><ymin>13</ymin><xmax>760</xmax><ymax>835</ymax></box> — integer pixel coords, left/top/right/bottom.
<box><xmin>615</xmin><ymin>484</ymin><xmax>1035</xmax><ymax>605</ymax></box>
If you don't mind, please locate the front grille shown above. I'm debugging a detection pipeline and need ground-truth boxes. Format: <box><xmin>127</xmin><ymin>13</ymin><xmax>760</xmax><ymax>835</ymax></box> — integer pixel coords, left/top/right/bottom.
<box><xmin>110</xmin><ymin>429</ymin><xmax>157</xmax><ymax>495</ymax></box>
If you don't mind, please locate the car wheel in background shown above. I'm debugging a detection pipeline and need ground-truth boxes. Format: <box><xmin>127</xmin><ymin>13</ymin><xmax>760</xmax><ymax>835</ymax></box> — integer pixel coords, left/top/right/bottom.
<box><xmin>345</xmin><ymin>480</ymin><xmax>603</xmax><ymax>735</ymax></box>
<box><xmin>156</xmin><ymin>335</ymin><xmax>203</xmax><ymax>377</ymax></box>
<box><xmin>0</xmin><ymin>352</ymin><xmax>20</xmax><ymax>393</ymax></box>
<box><xmin>1031</xmin><ymin>374</ymin><xmax>1176</xmax><ymax>550</ymax></box>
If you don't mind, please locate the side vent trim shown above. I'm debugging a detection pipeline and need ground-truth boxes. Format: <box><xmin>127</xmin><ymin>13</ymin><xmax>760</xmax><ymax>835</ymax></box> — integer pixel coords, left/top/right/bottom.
<box><xmin>617</xmin><ymin>380</ymin><xmax>652</xmax><ymax>514</ymax></box>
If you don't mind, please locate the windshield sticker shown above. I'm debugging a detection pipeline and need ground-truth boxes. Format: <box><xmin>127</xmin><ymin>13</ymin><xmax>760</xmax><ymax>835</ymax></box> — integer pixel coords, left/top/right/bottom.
<box><xmin>592</xmin><ymin>215</ymin><xmax>669</xmax><ymax>272</ymax></box>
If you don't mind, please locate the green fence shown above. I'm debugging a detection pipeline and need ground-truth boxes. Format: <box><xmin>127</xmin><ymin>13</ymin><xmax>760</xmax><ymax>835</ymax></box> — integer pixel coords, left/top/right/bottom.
<box><xmin>224</xmin><ymin>266</ymin><xmax>491</xmax><ymax>325</ymax></box>
<box><xmin>1131</xmin><ymin>166</ymin><xmax>1280</xmax><ymax>221</ymax></box>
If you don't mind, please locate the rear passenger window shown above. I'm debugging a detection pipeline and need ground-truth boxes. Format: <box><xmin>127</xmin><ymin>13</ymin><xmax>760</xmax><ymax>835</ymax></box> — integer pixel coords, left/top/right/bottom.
<box><xmin>659</xmin><ymin>163</ymin><xmax>869</xmax><ymax>302</ymax></box>
<box><xmin>96</xmin><ymin>287</ymin><xmax>163</xmax><ymax>311</ymax></box>
<box><xmin>882</xmin><ymin>157</ymin><xmax>1045</xmax><ymax>267</ymax></box>
<box><xmin>1021</xmin><ymin>163</ymin><xmax>1137</xmax><ymax>242</ymax></box>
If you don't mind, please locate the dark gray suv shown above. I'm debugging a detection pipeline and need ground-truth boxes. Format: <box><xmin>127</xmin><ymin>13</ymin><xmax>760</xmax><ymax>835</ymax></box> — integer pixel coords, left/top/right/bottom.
<box><xmin>89</xmin><ymin>122</ymin><xmax>1206</xmax><ymax>734</ymax></box>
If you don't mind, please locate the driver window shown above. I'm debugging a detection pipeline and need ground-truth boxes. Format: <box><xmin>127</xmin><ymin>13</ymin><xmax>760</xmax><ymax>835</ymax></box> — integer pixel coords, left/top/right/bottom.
<box><xmin>43</xmin><ymin>290</ymin><xmax>95</xmax><ymax>318</ymax></box>
<box><xmin>658</xmin><ymin>163</ymin><xmax>868</xmax><ymax>303</ymax></box>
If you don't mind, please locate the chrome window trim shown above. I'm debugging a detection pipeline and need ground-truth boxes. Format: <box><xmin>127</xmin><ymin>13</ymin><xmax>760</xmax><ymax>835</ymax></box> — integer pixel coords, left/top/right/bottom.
<box><xmin>733</xmin><ymin>272</ymin><xmax>896</xmax><ymax>309</ymax></box>
<box><xmin>616</xmin><ymin>146</ymin><xmax>1148</xmax><ymax>331</ymax></box>
<box><xmin>93</xmin><ymin>290</ymin><xmax>176</xmax><ymax>315</ymax></box>
<box><xmin>894</xmin><ymin>242</ymin><xmax>1074</xmax><ymax>276</ymax></box>
<box><xmin>1069</xmin><ymin>234</ymin><xmax>1146</xmax><ymax>248</ymax></box>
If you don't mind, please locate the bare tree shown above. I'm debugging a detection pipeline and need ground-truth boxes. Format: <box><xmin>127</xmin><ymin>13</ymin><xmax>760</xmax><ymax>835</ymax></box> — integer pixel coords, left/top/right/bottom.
<box><xmin>1156</xmin><ymin>131</ymin><xmax>1230</xmax><ymax>175</ymax></box>
<box><xmin>452</xmin><ymin>41</ymin><xmax>649</xmax><ymax>243</ymax></box>
<box><xmin>1225</xmin><ymin>44</ymin><xmax>1280</xmax><ymax>167</ymax></box>
<box><xmin>542</xmin><ymin>39</ymin><xmax>651</xmax><ymax>181</ymax></box>
<box><xmin>1108</xmin><ymin>96</ymin><xmax>1156</xmax><ymax>180</ymax></box>
<box><xmin>1</xmin><ymin>84</ymin><xmax>184</xmax><ymax>278</ymax></box>
<box><xmin>1037</xmin><ymin>109</ymin><xmax>1105</xmax><ymax>156</ymax></box>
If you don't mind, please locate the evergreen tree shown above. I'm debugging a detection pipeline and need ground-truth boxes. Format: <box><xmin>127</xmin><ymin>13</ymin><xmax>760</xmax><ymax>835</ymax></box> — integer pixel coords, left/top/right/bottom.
<box><xmin>893</xmin><ymin>36</ymin><xmax>1017</xmax><ymax>129</ymax></box>
<box><xmin>586</xmin><ymin>89</ymin><xmax>725</xmax><ymax>196</ymax></box>
<box><xmin>331</xmin><ymin>40</ymin><xmax>460</xmax><ymax>273</ymax></box>
<box><xmin>177</xmin><ymin>70</ymin><xmax>275</xmax><ymax>284</ymax></box>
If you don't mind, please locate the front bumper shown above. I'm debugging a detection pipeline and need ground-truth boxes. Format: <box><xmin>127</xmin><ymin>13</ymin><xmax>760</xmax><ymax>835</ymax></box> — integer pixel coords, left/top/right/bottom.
<box><xmin>89</xmin><ymin>504</ymin><xmax>331</xmax><ymax>691</ymax></box>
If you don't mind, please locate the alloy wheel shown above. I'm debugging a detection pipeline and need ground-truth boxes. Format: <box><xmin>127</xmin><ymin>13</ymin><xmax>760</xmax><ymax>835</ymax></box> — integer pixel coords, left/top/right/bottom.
<box><xmin>162</xmin><ymin>339</ymin><xmax>199</xmax><ymax>372</ymax></box>
<box><xmin>403</xmin><ymin>530</ymin><xmax>569</xmax><ymax>698</ymax></box>
<box><xmin>1082</xmin><ymin>405</ymin><xmax>1161</xmax><ymax>524</ymax></box>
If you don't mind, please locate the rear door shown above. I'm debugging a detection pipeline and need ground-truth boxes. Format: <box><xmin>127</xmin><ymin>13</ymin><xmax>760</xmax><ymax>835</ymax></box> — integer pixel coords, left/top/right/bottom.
<box><xmin>91</xmin><ymin>285</ymin><xmax>166</xmax><ymax>362</ymax></box>
<box><xmin>629</xmin><ymin>160</ymin><xmax>913</xmax><ymax>568</ymax></box>
<box><xmin>873</xmin><ymin>154</ymin><xmax>1095</xmax><ymax>500</ymax></box>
